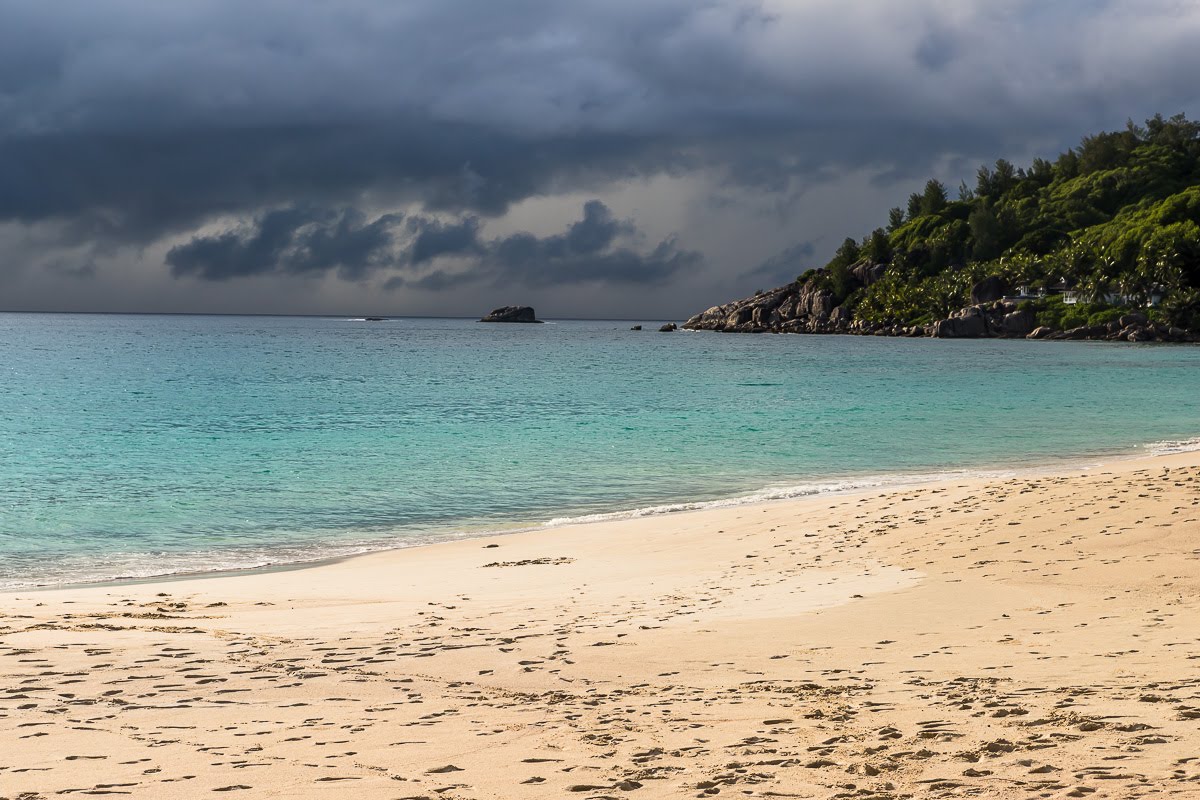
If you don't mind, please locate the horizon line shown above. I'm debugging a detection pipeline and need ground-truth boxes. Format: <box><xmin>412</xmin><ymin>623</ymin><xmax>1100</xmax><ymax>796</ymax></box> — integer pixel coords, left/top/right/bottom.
<box><xmin>0</xmin><ymin>309</ymin><xmax>679</xmax><ymax>323</ymax></box>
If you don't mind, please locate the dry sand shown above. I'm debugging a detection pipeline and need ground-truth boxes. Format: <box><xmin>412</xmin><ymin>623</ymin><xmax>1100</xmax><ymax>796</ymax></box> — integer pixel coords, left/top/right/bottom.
<box><xmin>2</xmin><ymin>452</ymin><xmax>1200</xmax><ymax>799</ymax></box>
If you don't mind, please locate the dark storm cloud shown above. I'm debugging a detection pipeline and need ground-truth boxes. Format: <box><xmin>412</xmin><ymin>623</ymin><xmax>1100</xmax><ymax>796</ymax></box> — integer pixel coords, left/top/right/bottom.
<box><xmin>167</xmin><ymin>207</ymin><xmax>402</xmax><ymax>281</ymax></box>
<box><xmin>414</xmin><ymin>199</ymin><xmax>702</xmax><ymax>288</ymax></box>
<box><xmin>396</xmin><ymin>238</ymin><xmax>698</xmax><ymax>291</ymax></box>
<box><xmin>407</xmin><ymin>216</ymin><xmax>484</xmax><ymax>265</ymax></box>
<box><xmin>2</xmin><ymin>0</ymin><xmax>1200</xmax><ymax>312</ymax></box>
<box><xmin>4</xmin><ymin>1</ymin><xmax>1199</xmax><ymax>238</ymax></box>
<box><xmin>170</xmin><ymin>200</ymin><xmax>696</xmax><ymax>288</ymax></box>
<box><xmin>487</xmin><ymin>205</ymin><xmax>695</xmax><ymax>286</ymax></box>
<box><xmin>45</xmin><ymin>259</ymin><xmax>98</xmax><ymax>280</ymax></box>
<box><xmin>565</xmin><ymin>201</ymin><xmax>632</xmax><ymax>255</ymax></box>
<box><xmin>0</xmin><ymin>123</ymin><xmax>682</xmax><ymax>245</ymax></box>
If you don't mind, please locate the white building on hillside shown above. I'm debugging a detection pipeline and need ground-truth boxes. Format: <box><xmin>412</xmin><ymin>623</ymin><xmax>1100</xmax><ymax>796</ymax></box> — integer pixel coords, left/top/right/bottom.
<box><xmin>1062</xmin><ymin>288</ymin><xmax>1164</xmax><ymax>307</ymax></box>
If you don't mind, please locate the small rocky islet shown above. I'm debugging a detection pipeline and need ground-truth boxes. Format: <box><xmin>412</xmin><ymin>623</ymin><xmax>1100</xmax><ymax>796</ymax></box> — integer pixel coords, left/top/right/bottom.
<box><xmin>480</xmin><ymin>306</ymin><xmax>543</xmax><ymax>323</ymax></box>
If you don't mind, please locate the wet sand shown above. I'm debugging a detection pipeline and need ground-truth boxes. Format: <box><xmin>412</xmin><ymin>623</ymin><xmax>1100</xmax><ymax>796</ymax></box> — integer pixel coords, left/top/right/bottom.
<box><xmin>2</xmin><ymin>452</ymin><xmax>1199</xmax><ymax>799</ymax></box>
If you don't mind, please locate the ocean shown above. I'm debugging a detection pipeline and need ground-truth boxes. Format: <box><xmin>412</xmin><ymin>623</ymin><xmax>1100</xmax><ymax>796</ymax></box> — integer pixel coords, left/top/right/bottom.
<box><xmin>3</xmin><ymin>312</ymin><xmax>1199</xmax><ymax>589</ymax></box>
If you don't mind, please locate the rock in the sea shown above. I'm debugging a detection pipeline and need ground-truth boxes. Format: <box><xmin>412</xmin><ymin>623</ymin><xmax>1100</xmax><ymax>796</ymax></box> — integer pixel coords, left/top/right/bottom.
<box><xmin>630</xmin><ymin>325</ymin><xmax>642</xmax><ymax>330</ymax></box>
<box><xmin>928</xmin><ymin>300</ymin><xmax>1040</xmax><ymax>339</ymax></box>
<box><xmin>682</xmin><ymin>278</ymin><xmax>844</xmax><ymax>335</ymax></box>
<box><xmin>659</xmin><ymin>322</ymin><xmax>677</xmax><ymax>332</ymax></box>
<box><xmin>933</xmin><ymin>308</ymin><xmax>987</xmax><ymax>338</ymax></box>
<box><xmin>999</xmin><ymin>307</ymin><xmax>1036</xmax><ymax>337</ymax></box>
<box><xmin>1119</xmin><ymin>312</ymin><xmax>1148</xmax><ymax>328</ymax></box>
<box><xmin>1027</xmin><ymin>326</ymin><xmax>1053</xmax><ymax>340</ymax></box>
<box><xmin>1127</xmin><ymin>325</ymin><xmax>1152</xmax><ymax>342</ymax></box>
<box><xmin>480</xmin><ymin>306</ymin><xmax>543</xmax><ymax>323</ymax></box>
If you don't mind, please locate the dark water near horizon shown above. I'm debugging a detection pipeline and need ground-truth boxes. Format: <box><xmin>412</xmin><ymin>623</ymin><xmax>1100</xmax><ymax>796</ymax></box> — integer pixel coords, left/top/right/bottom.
<box><xmin>2</xmin><ymin>312</ymin><xmax>1199</xmax><ymax>589</ymax></box>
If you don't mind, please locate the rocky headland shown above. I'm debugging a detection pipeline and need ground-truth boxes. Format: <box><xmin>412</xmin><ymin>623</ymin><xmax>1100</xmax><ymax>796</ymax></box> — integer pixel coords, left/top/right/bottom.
<box><xmin>683</xmin><ymin>269</ymin><xmax>1198</xmax><ymax>343</ymax></box>
<box><xmin>684</xmin><ymin>116</ymin><xmax>1200</xmax><ymax>344</ymax></box>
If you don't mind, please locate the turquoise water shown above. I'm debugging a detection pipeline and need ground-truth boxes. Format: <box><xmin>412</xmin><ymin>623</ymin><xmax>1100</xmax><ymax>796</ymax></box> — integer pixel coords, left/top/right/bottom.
<box><xmin>2</xmin><ymin>312</ymin><xmax>1199</xmax><ymax>589</ymax></box>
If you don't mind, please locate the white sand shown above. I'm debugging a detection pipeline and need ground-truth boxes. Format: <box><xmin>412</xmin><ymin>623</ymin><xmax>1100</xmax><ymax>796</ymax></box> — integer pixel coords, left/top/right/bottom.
<box><xmin>2</xmin><ymin>452</ymin><xmax>1199</xmax><ymax>798</ymax></box>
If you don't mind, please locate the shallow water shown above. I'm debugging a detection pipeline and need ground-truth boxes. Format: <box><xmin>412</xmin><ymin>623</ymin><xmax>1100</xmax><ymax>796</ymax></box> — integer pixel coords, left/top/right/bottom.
<box><xmin>2</xmin><ymin>313</ymin><xmax>1199</xmax><ymax>588</ymax></box>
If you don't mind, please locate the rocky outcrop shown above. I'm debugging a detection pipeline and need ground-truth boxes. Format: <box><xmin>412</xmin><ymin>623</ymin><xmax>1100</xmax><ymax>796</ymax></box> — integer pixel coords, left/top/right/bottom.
<box><xmin>1037</xmin><ymin>319</ymin><xmax>1194</xmax><ymax>343</ymax></box>
<box><xmin>850</xmin><ymin>261</ymin><xmax>887</xmax><ymax>287</ymax></box>
<box><xmin>683</xmin><ymin>271</ymin><xmax>1197</xmax><ymax>343</ymax></box>
<box><xmin>932</xmin><ymin>301</ymin><xmax>1036</xmax><ymax>339</ymax></box>
<box><xmin>659</xmin><ymin>323</ymin><xmax>677</xmax><ymax>332</ymax></box>
<box><xmin>480</xmin><ymin>306</ymin><xmax>543</xmax><ymax>323</ymax></box>
<box><xmin>683</xmin><ymin>279</ymin><xmax>846</xmax><ymax>335</ymax></box>
<box><xmin>931</xmin><ymin>309</ymin><xmax>987</xmax><ymax>339</ymax></box>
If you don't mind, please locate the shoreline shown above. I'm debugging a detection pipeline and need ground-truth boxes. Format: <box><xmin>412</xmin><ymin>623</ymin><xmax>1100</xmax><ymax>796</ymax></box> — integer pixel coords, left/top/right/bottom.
<box><xmin>3</xmin><ymin>449</ymin><xmax>1199</xmax><ymax>798</ymax></box>
<box><xmin>680</xmin><ymin>277</ymin><xmax>1200</xmax><ymax>343</ymax></box>
<box><xmin>8</xmin><ymin>434</ymin><xmax>1200</xmax><ymax>593</ymax></box>
<box><xmin>682</xmin><ymin>325</ymin><xmax>1200</xmax><ymax>343</ymax></box>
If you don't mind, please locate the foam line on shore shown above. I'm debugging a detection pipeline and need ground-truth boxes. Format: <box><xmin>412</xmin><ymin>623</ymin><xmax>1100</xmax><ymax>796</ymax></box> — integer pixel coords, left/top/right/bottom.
<box><xmin>1146</xmin><ymin>436</ymin><xmax>1200</xmax><ymax>454</ymax></box>
<box><xmin>5</xmin><ymin>436</ymin><xmax>1194</xmax><ymax>591</ymax></box>
<box><xmin>540</xmin><ymin>471</ymin><xmax>1008</xmax><ymax>527</ymax></box>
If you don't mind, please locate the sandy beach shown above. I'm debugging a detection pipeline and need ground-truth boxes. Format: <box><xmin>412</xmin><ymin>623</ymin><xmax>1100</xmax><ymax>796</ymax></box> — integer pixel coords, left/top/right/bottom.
<box><xmin>3</xmin><ymin>451</ymin><xmax>1199</xmax><ymax>799</ymax></box>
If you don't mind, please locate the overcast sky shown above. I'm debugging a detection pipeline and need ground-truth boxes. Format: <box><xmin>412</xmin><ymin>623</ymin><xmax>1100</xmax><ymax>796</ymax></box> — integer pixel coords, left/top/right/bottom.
<box><xmin>2</xmin><ymin>0</ymin><xmax>1198</xmax><ymax>318</ymax></box>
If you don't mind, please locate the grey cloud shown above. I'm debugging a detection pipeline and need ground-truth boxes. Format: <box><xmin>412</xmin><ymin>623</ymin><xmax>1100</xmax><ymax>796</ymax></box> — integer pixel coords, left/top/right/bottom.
<box><xmin>171</xmin><ymin>200</ymin><xmax>697</xmax><ymax>289</ymax></box>
<box><xmin>167</xmin><ymin>207</ymin><xmax>402</xmax><ymax>281</ymax></box>
<box><xmin>44</xmin><ymin>258</ymin><xmax>98</xmax><ymax>279</ymax></box>
<box><xmin>3</xmin><ymin>0</ymin><xmax>1200</xmax><ymax>315</ymax></box>
<box><xmin>3</xmin><ymin>0</ymin><xmax>1199</xmax><ymax>245</ymax></box>
<box><xmin>407</xmin><ymin>216</ymin><xmax>484</xmax><ymax>264</ymax></box>
<box><xmin>741</xmin><ymin>241</ymin><xmax>816</xmax><ymax>285</ymax></box>
<box><xmin>454</xmin><ymin>199</ymin><xmax>695</xmax><ymax>287</ymax></box>
<box><xmin>383</xmin><ymin>270</ymin><xmax>465</xmax><ymax>293</ymax></box>
<box><xmin>566</xmin><ymin>200</ymin><xmax>631</xmax><ymax>254</ymax></box>
<box><xmin>0</xmin><ymin>124</ymin><xmax>671</xmax><ymax>244</ymax></box>
<box><xmin>411</xmin><ymin>200</ymin><xmax>701</xmax><ymax>288</ymax></box>
<box><xmin>488</xmin><ymin>232</ymin><xmax>696</xmax><ymax>286</ymax></box>
<box><xmin>295</xmin><ymin>209</ymin><xmax>401</xmax><ymax>279</ymax></box>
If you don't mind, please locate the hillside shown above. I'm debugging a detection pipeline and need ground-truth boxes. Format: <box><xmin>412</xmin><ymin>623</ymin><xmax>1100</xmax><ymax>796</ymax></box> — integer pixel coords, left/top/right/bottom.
<box><xmin>685</xmin><ymin>114</ymin><xmax>1200</xmax><ymax>341</ymax></box>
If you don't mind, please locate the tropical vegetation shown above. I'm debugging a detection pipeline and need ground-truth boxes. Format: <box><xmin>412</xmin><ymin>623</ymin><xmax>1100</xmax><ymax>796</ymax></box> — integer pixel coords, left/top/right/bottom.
<box><xmin>800</xmin><ymin>114</ymin><xmax>1200</xmax><ymax>330</ymax></box>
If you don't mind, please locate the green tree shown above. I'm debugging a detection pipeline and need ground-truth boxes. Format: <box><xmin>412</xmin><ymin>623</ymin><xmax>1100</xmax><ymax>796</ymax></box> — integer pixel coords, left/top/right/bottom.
<box><xmin>1055</xmin><ymin>148</ymin><xmax>1080</xmax><ymax>179</ymax></box>
<box><xmin>907</xmin><ymin>192</ymin><xmax>923</xmax><ymax>220</ymax></box>
<box><xmin>823</xmin><ymin>237</ymin><xmax>863</xmax><ymax>303</ymax></box>
<box><xmin>1028</xmin><ymin>157</ymin><xmax>1054</xmax><ymax>186</ymax></box>
<box><xmin>992</xmin><ymin>159</ymin><xmax>1017</xmax><ymax>194</ymax></box>
<box><xmin>920</xmin><ymin>180</ymin><xmax>948</xmax><ymax>216</ymax></box>
<box><xmin>862</xmin><ymin>228</ymin><xmax>892</xmax><ymax>264</ymax></box>
<box><xmin>969</xmin><ymin>202</ymin><xmax>1002</xmax><ymax>261</ymax></box>
<box><xmin>976</xmin><ymin>165</ymin><xmax>995</xmax><ymax>198</ymax></box>
<box><xmin>831</xmin><ymin>237</ymin><xmax>860</xmax><ymax>266</ymax></box>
